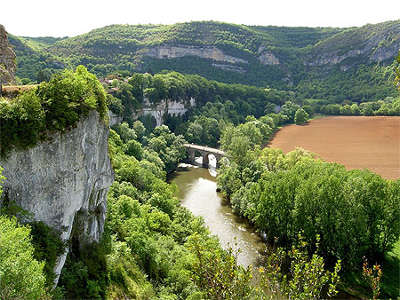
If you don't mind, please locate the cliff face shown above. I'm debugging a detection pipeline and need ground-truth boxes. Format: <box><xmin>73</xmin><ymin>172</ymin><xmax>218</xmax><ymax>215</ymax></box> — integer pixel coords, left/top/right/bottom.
<box><xmin>131</xmin><ymin>97</ymin><xmax>196</xmax><ymax>126</ymax></box>
<box><xmin>143</xmin><ymin>45</ymin><xmax>248</xmax><ymax>65</ymax></box>
<box><xmin>0</xmin><ymin>111</ymin><xmax>114</xmax><ymax>283</ymax></box>
<box><xmin>0</xmin><ymin>25</ymin><xmax>16</xmax><ymax>84</ymax></box>
<box><xmin>306</xmin><ymin>21</ymin><xmax>400</xmax><ymax>67</ymax></box>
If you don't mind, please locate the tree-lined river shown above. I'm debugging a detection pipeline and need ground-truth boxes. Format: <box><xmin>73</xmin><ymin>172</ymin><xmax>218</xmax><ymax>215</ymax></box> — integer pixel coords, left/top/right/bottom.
<box><xmin>170</xmin><ymin>164</ymin><xmax>265</xmax><ymax>267</ymax></box>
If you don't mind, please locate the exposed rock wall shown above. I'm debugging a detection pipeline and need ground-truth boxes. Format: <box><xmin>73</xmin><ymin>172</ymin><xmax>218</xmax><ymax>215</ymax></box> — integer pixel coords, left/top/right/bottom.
<box><xmin>0</xmin><ymin>111</ymin><xmax>114</xmax><ymax>283</ymax></box>
<box><xmin>132</xmin><ymin>97</ymin><xmax>196</xmax><ymax>126</ymax></box>
<box><xmin>306</xmin><ymin>22</ymin><xmax>400</xmax><ymax>67</ymax></box>
<box><xmin>257</xmin><ymin>46</ymin><xmax>280</xmax><ymax>65</ymax></box>
<box><xmin>0</xmin><ymin>25</ymin><xmax>16</xmax><ymax>84</ymax></box>
<box><xmin>143</xmin><ymin>45</ymin><xmax>248</xmax><ymax>65</ymax></box>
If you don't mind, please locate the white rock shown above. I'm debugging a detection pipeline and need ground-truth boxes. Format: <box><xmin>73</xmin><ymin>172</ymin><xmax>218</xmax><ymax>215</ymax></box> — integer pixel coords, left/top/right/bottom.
<box><xmin>0</xmin><ymin>110</ymin><xmax>114</xmax><ymax>285</ymax></box>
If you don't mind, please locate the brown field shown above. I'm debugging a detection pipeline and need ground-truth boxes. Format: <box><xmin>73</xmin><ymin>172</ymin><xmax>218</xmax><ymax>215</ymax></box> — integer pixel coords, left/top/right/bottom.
<box><xmin>269</xmin><ymin>116</ymin><xmax>400</xmax><ymax>180</ymax></box>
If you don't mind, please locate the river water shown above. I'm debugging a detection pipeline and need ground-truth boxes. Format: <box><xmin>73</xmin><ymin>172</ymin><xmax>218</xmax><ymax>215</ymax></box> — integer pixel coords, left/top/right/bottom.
<box><xmin>170</xmin><ymin>162</ymin><xmax>265</xmax><ymax>267</ymax></box>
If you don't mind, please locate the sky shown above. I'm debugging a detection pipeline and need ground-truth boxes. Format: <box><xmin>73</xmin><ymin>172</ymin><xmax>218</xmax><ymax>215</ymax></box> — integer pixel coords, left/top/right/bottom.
<box><xmin>2</xmin><ymin>0</ymin><xmax>400</xmax><ymax>37</ymax></box>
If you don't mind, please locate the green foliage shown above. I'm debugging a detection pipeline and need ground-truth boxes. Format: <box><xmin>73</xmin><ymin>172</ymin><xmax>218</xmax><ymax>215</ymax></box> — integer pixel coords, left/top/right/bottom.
<box><xmin>0</xmin><ymin>66</ymin><xmax>108</xmax><ymax>157</ymax></box>
<box><xmin>220</xmin><ymin>115</ymin><xmax>277</xmax><ymax>166</ymax></box>
<box><xmin>58</xmin><ymin>240</ymin><xmax>109</xmax><ymax>299</ymax></box>
<box><xmin>260</xmin><ymin>234</ymin><xmax>341</xmax><ymax>299</ymax></box>
<box><xmin>187</xmin><ymin>234</ymin><xmax>254</xmax><ymax>299</ymax></box>
<box><xmin>318</xmin><ymin>97</ymin><xmax>400</xmax><ymax>116</ymax></box>
<box><xmin>281</xmin><ymin>100</ymin><xmax>300</xmax><ymax>122</ymax></box>
<box><xmin>61</xmin><ymin>124</ymin><xmax>230</xmax><ymax>298</ymax></box>
<box><xmin>113</xmin><ymin>122</ymin><xmax>137</xmax><ymax>143</ymax></box>
<box><xmin>0</xmin><ymin>216</ymin><xmax>47</xmax><ymax>299</ymax></box>
<box><xmin>7</xmin><ymin>34</ymin><xmax>65</xmax><ymax>82</ymax></box>
<box><xmin>147</xmin><ymin>125</ymin><xmax>187</xmax><ymax>174</ymax></box>
<box><xmin>396</xmin><ymin>51</ymin><xmax>400</xmax><ymax>91</ymax></box>
<box><xmin>219</xmin><ymin>147</ymin><xmax>400</xmax><ymax>270</ymax></box>
<box><xmin>294</xmin><ymin>107</ymin><xmax>309</xmax><ymax>125</ymax></box>
<box><xmin>30</xmin><ymin>221</ymin><xmax>66</xmax><ymax>286</ymax></box>
<box><xmin>185</xmin><ymin>115</ymin><xmax>221</xmax><ymax>147</ymax></box>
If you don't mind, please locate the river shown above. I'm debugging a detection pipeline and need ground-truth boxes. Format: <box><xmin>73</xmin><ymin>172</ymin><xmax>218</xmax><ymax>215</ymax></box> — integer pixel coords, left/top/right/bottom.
<box><xmin>170</xmin><ymin>162</ymin><xmax>265</xmax><ymax>267</ymax></box>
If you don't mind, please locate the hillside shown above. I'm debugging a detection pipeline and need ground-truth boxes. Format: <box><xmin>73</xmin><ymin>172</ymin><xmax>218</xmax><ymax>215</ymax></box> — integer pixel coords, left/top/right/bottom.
<box><xmin>9</xmin><ymin>20</ymin><xmax>400</xmax><ymax>101</ymax></box>
<box><xmin>7</xmin><ymin>33</ymin><xmax>65</xmax><ymax>81</ymax></box>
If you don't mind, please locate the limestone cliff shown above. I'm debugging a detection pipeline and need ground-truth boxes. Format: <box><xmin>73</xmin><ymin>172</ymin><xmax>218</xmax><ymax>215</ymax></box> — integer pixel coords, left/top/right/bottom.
<box><xmin>132</xmin><ymin>97</ymin><xmax>196</xmax><ymax>126</ymax></box>
<box><xmin>306</xmin><ymin>21</ymin><xmax>400</xmax><ymax>67</ymax></box>
<box><xmin>0</xmin><ymin>25</ymin><xmax>16</xmax><ymax>84</ymax></box>
<box><xmin>142</xmin><ymin>45</ymin><xmax>248</xmax><ymax>65</ymax></box>
<box><xmin>0</xmin><ymin>110</ymin><xmax>114</xmax><ymax>283</ymax></box>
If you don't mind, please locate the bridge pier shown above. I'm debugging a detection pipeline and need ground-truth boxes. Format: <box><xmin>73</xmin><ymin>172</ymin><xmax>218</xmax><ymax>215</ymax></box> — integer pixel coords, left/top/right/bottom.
<box><xmin>187</xmin><ymin>148</ymin><xmax>196</xmax><ymax>162</ymax></box>
<box><xmin>202</xmin><ymin>153</ymin><xmax>209</xmax><ymax>167</ymax></box>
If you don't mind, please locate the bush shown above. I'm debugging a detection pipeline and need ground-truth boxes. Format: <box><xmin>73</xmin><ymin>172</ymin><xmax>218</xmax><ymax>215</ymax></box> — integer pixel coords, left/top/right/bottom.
<box><xmin>294</xmin><ymin>108</ymin><xmax>309</xmax><ymax>125</ymax></box>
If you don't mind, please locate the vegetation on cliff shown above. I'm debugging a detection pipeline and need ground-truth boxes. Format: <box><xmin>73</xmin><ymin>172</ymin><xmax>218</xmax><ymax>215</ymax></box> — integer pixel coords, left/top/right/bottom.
<box><xmin>0</xmin><ymin>66</ymin><xmax>107</xmax><ymax>157</ymax></box>
<box><xmin>107</xmin><ymin>70</ymin><xmax>289</xmax><ymax>126</ymax></box>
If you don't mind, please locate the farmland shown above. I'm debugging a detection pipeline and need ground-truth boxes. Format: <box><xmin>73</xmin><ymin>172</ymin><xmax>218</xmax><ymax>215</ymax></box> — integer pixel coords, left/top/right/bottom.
<box><xmin>269</xmin><ymin>116</ymin><xmax>400</xmax><ymax>179</ymax></box>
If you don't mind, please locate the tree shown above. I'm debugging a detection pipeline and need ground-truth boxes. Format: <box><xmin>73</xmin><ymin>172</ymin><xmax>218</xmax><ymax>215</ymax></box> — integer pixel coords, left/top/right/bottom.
<box><xmin>260</xmin><ymin>234</ymin><xmax>341</xmax><ymax>299</ymax></box>
<box><xmin>147</xmin><ymin>125</ymin><xmax>186</xmax><ymax>173</ymax></box>
<box><xmin>281</xmin><ymin>101</ymin><xmax>300</xmax><ymax>122</ymax></box>
<box><xmin>294</xmin><ymin>108</ymin><xmax>309</xmax><ymax>125</ymax></box>
<box><xmin>126</xmin><ymin>140</ymin><xmax>143</xmax><ymax>160</ymax></box>
<box><xmin>351</xmin><ymin>103</ymin><xmax>361</xmax><ymax>115</ymax></box>
<box><xmin>114</xmin><ymin>122</ymin><xmax>137</xmax><ymax>143</ymax></box>
<box><xmin>132</xmin><ymin>120</ymin><xmax>146</xmax><ymax>142</ymax></box>
<box><xmin>0</xmin><ymin>216</ymin><xmax>47</xmax><ymax>299</ymax></box>
<box><xmin>36</xmin><ymin>68</ymin><xmax>52</xmax><ymax>83</ymax></box>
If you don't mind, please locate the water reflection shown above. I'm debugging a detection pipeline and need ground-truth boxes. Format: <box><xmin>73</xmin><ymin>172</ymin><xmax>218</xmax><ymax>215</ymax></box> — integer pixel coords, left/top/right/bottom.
<box><xmin>171</xmin><ymin>165</ymin><xmax>265</xmax><ymax>267</ymax></box>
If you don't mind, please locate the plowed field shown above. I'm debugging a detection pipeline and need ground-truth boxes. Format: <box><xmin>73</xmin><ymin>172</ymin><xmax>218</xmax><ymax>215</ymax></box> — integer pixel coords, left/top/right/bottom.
<box><xmin>269</xmin><ymin>116</ymin><xmax>400</xmax><ymax>179</ymax></box>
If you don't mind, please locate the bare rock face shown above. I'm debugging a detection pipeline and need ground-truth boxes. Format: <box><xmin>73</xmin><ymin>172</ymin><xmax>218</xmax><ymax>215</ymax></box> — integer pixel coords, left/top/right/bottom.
<box><xmin>143</xmin><ymin>45</ymin><xmax>248</xmax><ymax>65</ymax></box>
<box><xmin>131</xmin><ymin>97</ymin><xmax>196</xmax><ymax>126</ymax></box>
<box><xmin>0</xmin><ymin>25</ymin><xmax>16</xmax><ymax>84</ymax></box>
<box><xmin>0</xmin><ymin>111</ymin><xmax>114</xmax><ymax>283</ymax></box>
<box><xmin>258</xmin><ymin>51</ymin><xmax>280</xmax><ymax>65</ymax></box>
<box><xmin>306</xmin><ymin>21</ymin><xmax>400</xmax><ymax>67</ymax></box>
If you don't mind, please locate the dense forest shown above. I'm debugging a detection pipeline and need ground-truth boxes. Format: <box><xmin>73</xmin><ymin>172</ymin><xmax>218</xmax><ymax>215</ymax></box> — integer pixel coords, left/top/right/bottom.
<box><xmin>8</xmin><ymin>20</ymin><xmax>400</xmax><ymax>102</ymax></box>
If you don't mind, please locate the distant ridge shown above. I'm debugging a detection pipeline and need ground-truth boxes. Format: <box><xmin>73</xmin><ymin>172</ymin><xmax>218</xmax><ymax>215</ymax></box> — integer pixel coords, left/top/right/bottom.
<box><xmin>9</xmin><ymin>20</ymin><xmax>400</xmax><ymax>101</ymax></box>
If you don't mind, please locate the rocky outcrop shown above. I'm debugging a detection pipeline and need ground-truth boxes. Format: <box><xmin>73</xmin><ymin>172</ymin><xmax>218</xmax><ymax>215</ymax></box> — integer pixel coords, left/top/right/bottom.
<box><xmin>132</xmin><ymin>97</ymin><xmax>196</xmax><ymax>126</ymax></box>
<box><xmin>258</xmin><ymin>51</ymin><xmax>280</xmax><ymax>65</ymax></box>
<box><xmin>306</xmin><ymin>21</ymin><xmax>400</xmax><ymax>67</ymax></box>
<box><xmin>143</xmin><ymin>45</ymin><xmax>248</xmax><ymax>65</ymax></box>
<box><xmin>0</xmin><ymin>111</ymin><xmax>114</xmax><ymax>283</ymax></box>
<box><xmin>0</xmin><ymin>25</ymin><xmax>16</xmax><ymax>84</ymax></box>
<box><xmin>307</xmin><ymin>49</ymin><xmax>365</xmax><ymax>66</ymax></box>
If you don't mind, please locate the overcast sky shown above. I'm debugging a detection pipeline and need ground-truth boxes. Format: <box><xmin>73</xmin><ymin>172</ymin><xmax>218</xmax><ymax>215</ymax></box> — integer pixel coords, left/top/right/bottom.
<box><xmin>2</xmin><ymin>0</ymin><xmax>400</xmax><ymax>37</ymax></box>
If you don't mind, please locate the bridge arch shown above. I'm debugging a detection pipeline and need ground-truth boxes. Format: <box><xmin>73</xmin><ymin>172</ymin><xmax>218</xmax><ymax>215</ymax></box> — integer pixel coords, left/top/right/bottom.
<box><xmin>184</xmin><ymin>144</ymin><xmax>226</xmax><ymax>168</ymax></box>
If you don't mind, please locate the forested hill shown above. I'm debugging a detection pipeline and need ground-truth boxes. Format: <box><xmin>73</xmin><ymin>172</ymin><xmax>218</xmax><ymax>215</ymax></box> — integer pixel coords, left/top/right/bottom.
<box><xmin>9</xmin><ymin>20</ymin><xmax>400</xmax><ymax>101</ymax></box>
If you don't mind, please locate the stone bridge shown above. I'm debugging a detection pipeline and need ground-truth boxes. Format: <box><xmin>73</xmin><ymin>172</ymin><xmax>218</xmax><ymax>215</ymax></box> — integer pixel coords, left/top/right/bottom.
<box><xmin>184</xmin><ymin>143</ymin><xmax>226</xmax><ymax>168</ymax></box>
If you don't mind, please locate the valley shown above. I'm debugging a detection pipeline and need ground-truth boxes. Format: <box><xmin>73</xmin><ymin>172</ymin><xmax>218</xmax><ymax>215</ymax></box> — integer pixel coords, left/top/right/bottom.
<box><xmin>0</xmin><ymin>15</ymin><xmax>399</xmax><ymax>299</ymax></box>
